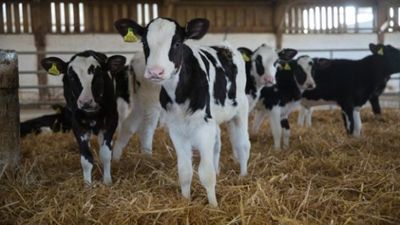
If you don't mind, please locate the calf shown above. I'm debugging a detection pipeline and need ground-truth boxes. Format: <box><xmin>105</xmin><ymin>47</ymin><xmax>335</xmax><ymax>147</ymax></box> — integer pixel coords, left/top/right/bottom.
<box><xmin>240</xmin><ymin>47</ymin><xmax>316</xmax><ymax>149</ymax></box>
<box><xmin>113</xmin><ymin>52</ymin><xmax>161</xmax><ymax>160</ymax></box>
<box><xmin>115</xmin><ymin>18</ymin><xmax>250</xmax><ymax>206</ymax></box>
<box><xmin>41</xmin><ymin>51</ymin><xmax>126</xmax><ymax>185</ymax></box>
<box><xmin>301</xmin><ymin>44</ymin><xmax>400</xmax><ymax>137</ymax></box>
<box><xmin>238</xmin><ymin>44</ymin><xmax>279</xmax><ymax>111</ymax></box>
<box><xmin>20</xmin><ymin>104</ymin><xmax>72</xmax><ymax>137</ymax></box>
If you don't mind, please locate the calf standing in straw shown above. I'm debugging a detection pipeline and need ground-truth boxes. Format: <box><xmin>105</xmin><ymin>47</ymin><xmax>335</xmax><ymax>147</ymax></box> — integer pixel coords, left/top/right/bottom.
<box><xmin>115</xmin><ymin>18</ymin><xmax>250</xmax><ymax>206</ymax></box>
<box><xmin>42</xmin><ymin>51</ymin><xmax>126</xmax><ymax>185</ymax></box>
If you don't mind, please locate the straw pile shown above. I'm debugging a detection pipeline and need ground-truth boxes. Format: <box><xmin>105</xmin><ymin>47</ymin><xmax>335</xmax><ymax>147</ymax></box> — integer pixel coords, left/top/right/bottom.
<box><xmin>1</xmin><ymin>109</ymin><xmax>399</xmax><ymax>225</ymax></box>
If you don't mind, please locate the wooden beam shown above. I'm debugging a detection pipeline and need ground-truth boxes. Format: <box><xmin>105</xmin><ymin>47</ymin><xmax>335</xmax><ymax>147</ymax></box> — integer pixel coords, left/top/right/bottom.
<box><xmin>31</xmin><ymin>0</ymin><xmax>50</xmax><ymax>103</ymax></box>
<box><xmin>74</xmin><ymin>1</ymin><xmax>80</xmax><ymax>32</ymax></box>
<box><xmin>22</xmin><ymin>2</ymin><xmax>29</xmax><ymax>33</ymax></box>
<box><xmin>14</xmin><ymin>2</ymin><xmax>21</xmax><ymax>33</ymax></box>
<box><xmin>0</xmin><ymin>50</ymin><xmax>20</xmax><ymax>171</ymax></box>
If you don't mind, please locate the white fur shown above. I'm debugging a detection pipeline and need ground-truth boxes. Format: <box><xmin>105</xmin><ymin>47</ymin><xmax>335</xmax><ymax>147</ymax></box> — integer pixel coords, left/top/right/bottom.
<box><xmin>113</xmin><ymin>52</ymin><xmax>161</xmax><ymax>160</ymax></box>
<box><xmin>80</xmin><ymin>155</ymin><xmax>93</xmax><ymax>185</ymax></box>
<box><xmin>353</xmin><ymin>107</ymin><xmax>362</xmax><ymax>137</ymax></box>
<box><xmin>145</xmin><ymin>19</ymin><xmax>177</xmax><ymax>80</ymax></box>
<box><xmin>250</xmin><ymin>44</ymin><xmax>278</xmax><ymax>89</ymax></box>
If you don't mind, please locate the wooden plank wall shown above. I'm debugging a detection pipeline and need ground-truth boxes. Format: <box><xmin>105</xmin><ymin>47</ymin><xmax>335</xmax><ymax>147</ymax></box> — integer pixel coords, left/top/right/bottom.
<box><xmin>284</xmin><ymin>2</ymin><xmax>378</xmax><ymax>34</ymax></box>
<box><xmin>0</xmin><ymin>0</ymin><xmax>33</xmax><ymax>34</ymax></box>
<box><xmin>0</xmin><ymin>0</ymin><xmax>398</xmax><ymax>34</ymax></box>
<box><xmin>170</xmin><ymin>1</ymin><xmax>274</xmax><ymax>33</ymax></box>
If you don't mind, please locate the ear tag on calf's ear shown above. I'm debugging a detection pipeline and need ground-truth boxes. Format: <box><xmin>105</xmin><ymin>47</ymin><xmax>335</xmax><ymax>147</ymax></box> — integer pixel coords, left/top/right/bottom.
<box><xmin>284</xmin><ymin>63</ymin><xmax>291</xmax><ymax>70</ymax></box>
<box><xmin>377</xmin><ymin>47</ymin><xmax>384</xmax><ymax>55</ymax></box>
<box><xmin>241</xmin><ymin>53</ymin><xmax>250</xmax><ymax>62</ymax></box>
<box><xmin>124</xmin><ymin>28</ymin><xmax>138</xmax><ymax>42</ymax></box>
<box><xmin>49</xmin><ymin>63</ymin><xmax>61</xmax><ymax>76</ymax></box>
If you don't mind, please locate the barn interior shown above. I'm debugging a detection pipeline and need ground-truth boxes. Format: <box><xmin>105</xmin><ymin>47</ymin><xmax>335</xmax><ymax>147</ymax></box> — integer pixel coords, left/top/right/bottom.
<box><xmin>0</xmin><ymin>0</ymin><xmax>400</xmax><ymax>224</ymax></box>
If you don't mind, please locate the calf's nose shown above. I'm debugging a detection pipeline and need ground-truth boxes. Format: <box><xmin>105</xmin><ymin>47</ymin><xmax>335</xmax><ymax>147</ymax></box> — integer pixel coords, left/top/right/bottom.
<box><xmin>78</xmin><ymin>99</ymin><xmax>94</xmax><ymax>109</ymax></box>
<box><xmin>307</xmin><ymin>83</ymin><xmax>316</xmax><ymax>89</ymax></box>
<box><xmin>146</xmin><ymin>66</ymin><xmax>165</xmax><ymax>79</ymax></box>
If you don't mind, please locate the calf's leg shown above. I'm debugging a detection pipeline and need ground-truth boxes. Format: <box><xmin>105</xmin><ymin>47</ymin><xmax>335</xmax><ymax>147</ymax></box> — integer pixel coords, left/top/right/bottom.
<box><xmin>169</xmin><ymin>129</ymin><xmax>193</xmax><ymax>201</ymax></box>
<box><xmin>352</xmin><ymin>107</ymin><xmax>362</xmax><ymax>138</ymax></box>
<box><xmin>138</xmin><ymin>109</ymin><xmax>160</xmax><ymax>155</ymax></box>
<box><xmin>369</xmin><ymin>95</ymin><xmax>382</xmax><ymax>116</ymax></box>
<box><xmin>74</xmin><ymin>130</ymin><xmax>93</xmax><ymax>185</ymax></box>
<box><xmin>193</xmin><ymin>124</ymin><xmax>218</xmax><ymax>207</ymax></box>
<box><xmin>213</xmin><ymin>126</ymin><xmax>221</xmax><ymax>175</ymax></box>
<box><xmin>297</xmin><ymin>106</ymin><xmax>306</xmax><ymax>126</ymax></box>
<box><xmin>250</xmin><ymin>109</ymin><xmax>266</xmax><ymax>136</ymax></box>
<box><xmin>268</xmin><ymin>106</ymin><xmax>282</xmax><ymax>150</ymax></box>
<box><xmin>341</xmin><ymin>106</ymin><xmax>355</xmax><ymax>135</ymax></box>
<box><xmin>113</xmin><ymin>106</ymin><xmax>143</xmax><ymax>161</ymax></box>
<box><xmin>227</xmin><ymin>106</ymin><xmax>251</xmax><ymax>176</ymax></box>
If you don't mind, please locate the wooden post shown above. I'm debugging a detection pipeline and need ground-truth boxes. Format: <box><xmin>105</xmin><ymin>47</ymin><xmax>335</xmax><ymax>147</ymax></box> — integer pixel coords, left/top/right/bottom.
<box><xmin>0</xmin><ymin>50</ymin><xmax>20</xmax><ymax>171</ymax></box>
<box><xmin>31</xmin><ymin>0</ymin><xmax>50</xmax><ymax>105</ymax></box>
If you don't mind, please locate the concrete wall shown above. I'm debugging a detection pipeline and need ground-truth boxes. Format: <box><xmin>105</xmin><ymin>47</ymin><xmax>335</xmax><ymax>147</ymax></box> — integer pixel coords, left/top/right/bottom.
<box><xmin>1</xmin><ymin>32</ymin><xmax>399</xmax><ymax>102</ymax></box>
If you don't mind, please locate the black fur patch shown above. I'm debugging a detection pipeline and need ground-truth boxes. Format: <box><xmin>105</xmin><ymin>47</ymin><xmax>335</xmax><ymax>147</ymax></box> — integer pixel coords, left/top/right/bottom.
<box><xmin>255</xmin><ymin>55</ymin><xmax>264</xmax><ymax>76</ymax></box>
<box><xmin>160</xmin><ymin>87</ymin><xmax>172</xmax><ymax>110</ymax></box>
<box><xmin>211</xmin><ymin>46</ymin><xmax>238</xmax><ymax>106</ymax></box>
<box><xmin>281</xmin><ymin>119</ymin><xmax>289</xmax><ymax>129</ymax></box>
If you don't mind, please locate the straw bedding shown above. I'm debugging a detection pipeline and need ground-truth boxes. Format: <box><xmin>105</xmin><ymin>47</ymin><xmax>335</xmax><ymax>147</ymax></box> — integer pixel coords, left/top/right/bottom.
<box><xmin>1</xmin><ymin>109</ymin><xmax>399</xmax><ymax>225</ymax></box>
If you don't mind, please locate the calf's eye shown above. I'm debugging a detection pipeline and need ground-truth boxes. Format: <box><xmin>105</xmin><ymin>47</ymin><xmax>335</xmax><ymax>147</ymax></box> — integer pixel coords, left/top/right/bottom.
<box><xmin>174</xmin><ymin>42</ymin><xmax>181</xmax><ymax>48</ymax></box>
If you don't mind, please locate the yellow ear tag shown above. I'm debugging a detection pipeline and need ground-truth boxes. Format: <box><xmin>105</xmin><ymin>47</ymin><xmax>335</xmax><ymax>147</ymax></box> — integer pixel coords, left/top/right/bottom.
<box><xmin>377</xmin><ymin>47</ymin><xmax>384</xmax><ymax>55</ymax></box>
<box><xmin>49</xmin><ymin>63</ymin><xmax>61</xmax><ymax>76</ymax></box>
<box><xmin>284</xmin><ymin>63</ymin><xmax>291</xmax><ymax>70</ymax></box>
<box><xmin>241</xmin><ymin>53</ymin><xmax>250</xmax><ymax>62</ymax></box>
<box><xmin>124</xmin><ymin>28</ymin><xmax>138</xmax><ymax>43</ymax></box>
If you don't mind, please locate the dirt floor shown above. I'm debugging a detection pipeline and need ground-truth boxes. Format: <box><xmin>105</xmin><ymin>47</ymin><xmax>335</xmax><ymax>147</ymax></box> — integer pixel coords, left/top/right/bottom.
<box><xmin>1</xmin><ymin>109</ymin><xmax>399</xmax><ymax>225</ymax></box>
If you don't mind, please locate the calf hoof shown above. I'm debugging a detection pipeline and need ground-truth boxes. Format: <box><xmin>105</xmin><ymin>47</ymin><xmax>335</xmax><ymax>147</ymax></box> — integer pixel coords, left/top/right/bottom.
<box><xmin>103</xmin><ymin>177</ymin><xmax>113</xmax><ymax>186</ymax></box>
<box><xmin>208</xmin><ymin>200</ymin><xmax>219</xmax><ymax>208</ymax></box>
<box><xmin>112</xmin><ymin>152</ymin><xmax>122</xmax><ymax>162</ymax></box>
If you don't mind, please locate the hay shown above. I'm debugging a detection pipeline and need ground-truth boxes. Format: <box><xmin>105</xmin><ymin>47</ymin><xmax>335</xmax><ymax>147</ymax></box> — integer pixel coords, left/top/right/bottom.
<box><xmin>1</xmin><ymin>109</ymin><xmax>400</xmax><ymax>225</ymax></box>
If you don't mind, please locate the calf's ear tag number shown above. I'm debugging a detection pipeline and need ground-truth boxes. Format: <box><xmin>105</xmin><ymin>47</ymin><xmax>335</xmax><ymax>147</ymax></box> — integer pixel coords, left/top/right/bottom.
<box><xmin>284</xmin><ymin>63</ymin><xmax>291</xmax><ymax>70</ymax></box>
<box><xmin>377</xmin><ymin>48</ymin><xmax>384</xmax><ymax>56</ymax></box>
<box><xmin>49</xmin><ymin>63</ymin><xmax>61</xmax><ymax>76</ymax></box>
<box><xmin>124</xmin><ymin>28</ymin><xmax>138</xmax><ymax>43</ymax></box>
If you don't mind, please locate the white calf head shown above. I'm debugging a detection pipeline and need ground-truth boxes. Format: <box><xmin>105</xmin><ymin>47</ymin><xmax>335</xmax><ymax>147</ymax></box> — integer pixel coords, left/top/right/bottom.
<box><xmin>42</xmin><ymin>51</ymin><xmax>126</xmax><ymax>112</ymax></box>
<box><xmin>251</xmin><ymin>44</ymin><xmax>279</xmax><ymax>88</ymax></box>
<box><xmin>115</xmin><ymin>18</ymin><xmax>209</xmax><ymax>83</ymax></box>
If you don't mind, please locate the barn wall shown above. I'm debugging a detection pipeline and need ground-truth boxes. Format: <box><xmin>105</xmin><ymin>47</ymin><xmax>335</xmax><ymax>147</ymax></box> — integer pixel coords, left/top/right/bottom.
<box><xmin>1</xmin><ymin>32</ymin><xmax>399</xmax><ymax>102</ymax></box>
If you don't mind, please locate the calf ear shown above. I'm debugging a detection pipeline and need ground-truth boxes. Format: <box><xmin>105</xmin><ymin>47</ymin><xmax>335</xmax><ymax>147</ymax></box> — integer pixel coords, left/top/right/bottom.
<box><xmin>107</xmin><ymin>55</ymin><xmax>126</xmax><ymax>74</ymax></box>
<box><xmin>369</xmin><ymin>43</ymin><xmax>385</xmax><ymax>55</ymax></box>
<box><xmin>41</xmin><ymin>57</ymin><xmax>67</xmax><ymax>76</ymax></box>
<box><xmin>278</xmin><ymin>48</ymin><xmax>298</xmax><ymax>61</ymax></box>
<box><xmin>237</xmin><ymin>47</ymin><xmax>253</xmax><ymax>62</ymax></box>
<box><xmin>185</xmin><ymin>18</ymin><xmax>209</xmax><ymax>40</ymax></box>
<box><xmin>114</xmin><ymin>19</ymin><xmax>144</xmax><ymax>43</ymax></box>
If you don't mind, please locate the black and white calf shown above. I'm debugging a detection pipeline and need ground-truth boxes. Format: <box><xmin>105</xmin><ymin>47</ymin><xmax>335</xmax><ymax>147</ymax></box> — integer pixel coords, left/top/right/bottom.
<box><xmin>238</xmin><ymin>44</ymin><xmax>279</xmax><ymax>111</ymax></box>
<box><xmin>113</xmin><ymin>52</ymin><xmax>162</xmax><ymax>159</ymax></box>
<box><xmin>42</xmin><ymin>51</ymin><xmax>126</xmax><ymax>185</ymax></box>
<box><xmin>115</xmin><ymin>18</ymin><xmax>250</xmax><ymax>206</ymax></box>
<box><xmin>300</xmin><ymin>44</ymin><xmax>400</xmax><ymax>137</ymax></box>
<box><xmin>20</xmin><ymin>104</ymin><xmax>72</xmax><ymax>137</ymax></box>
<box><xmin>241</xmin><ymin>48</ymin><xmax>316</xmax><ymax>149</ymax></box>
